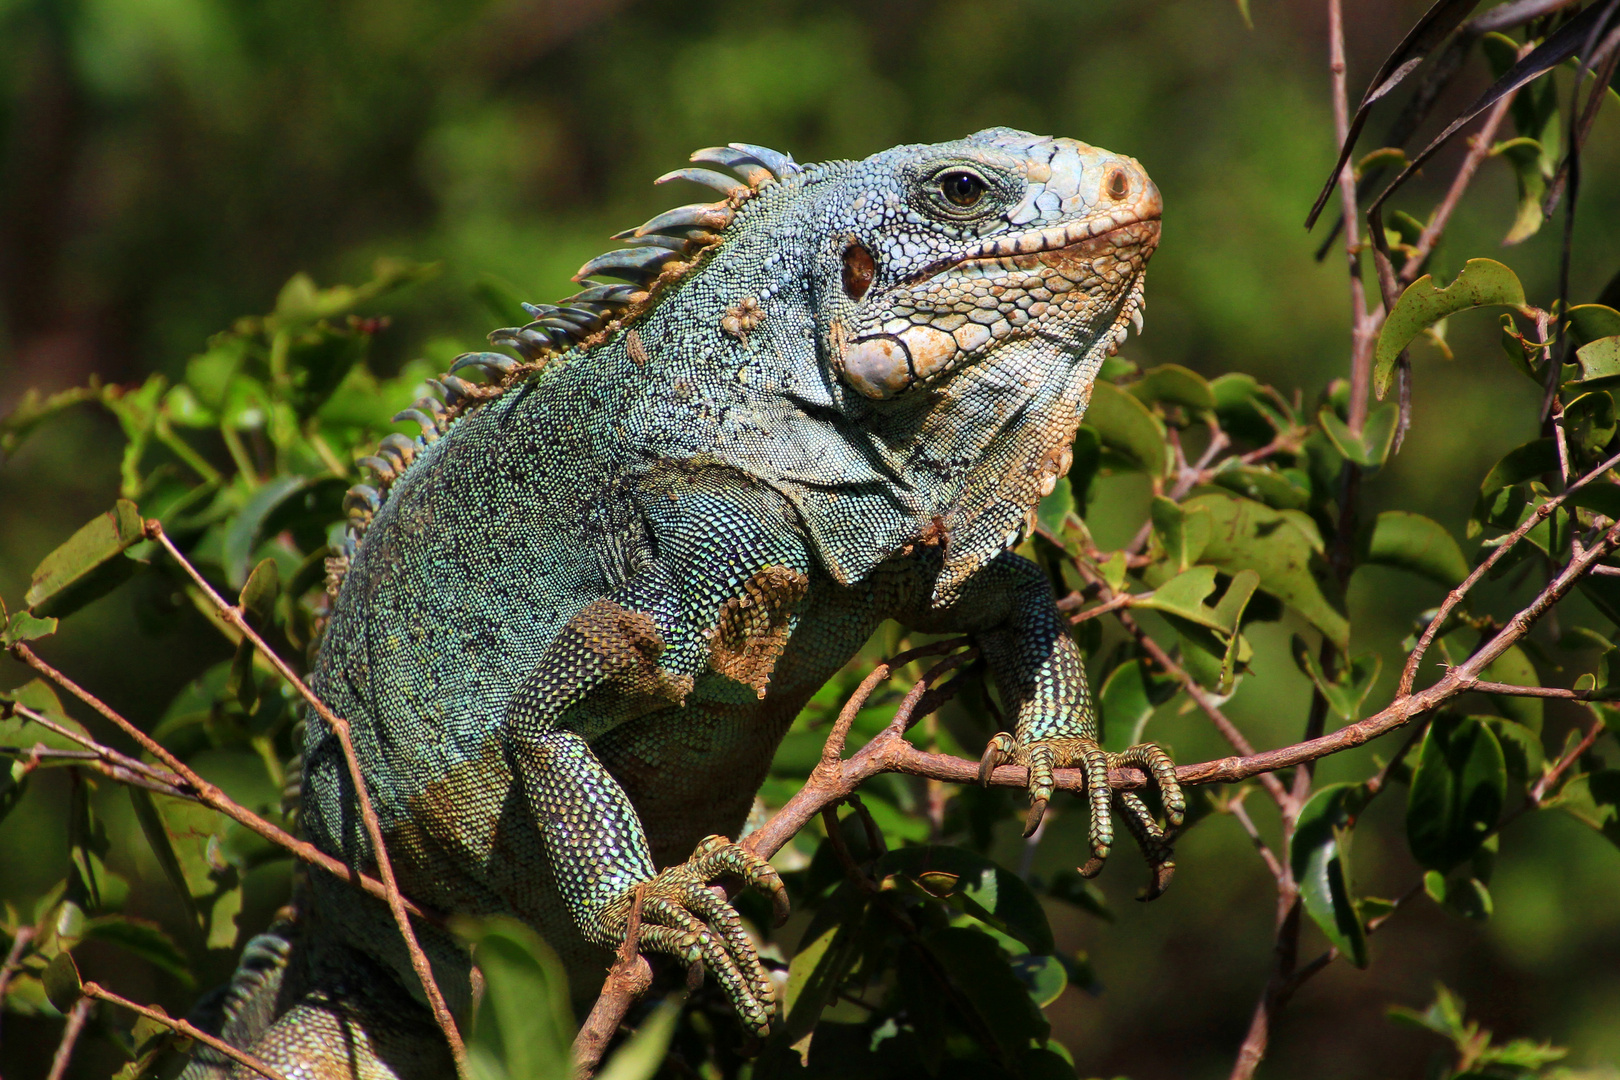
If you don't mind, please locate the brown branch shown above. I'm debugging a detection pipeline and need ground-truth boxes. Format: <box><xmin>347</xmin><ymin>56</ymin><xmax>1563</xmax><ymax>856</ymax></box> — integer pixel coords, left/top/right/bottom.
<box><xmin>45</xmin><ymin>998</ymin><xmax>92</xmax><ymax>1080</ymax></box>
<box><xmin>9</xmin><ymin>642</ymin><xmax>428</xmax><ymax>921</ymax></box>
<box><xmin>1400</xmin><ymin>448</ymin><xmax>1620</xmax><ymax>696</ymax></box>
<box><xmin>147</xmin><ymin>523</ymin><xmax>467</xmax><ymax>1072</ymax></box>
<box><xmin>1327</xmin><ymin>0</ymin><xmax>1375</xmax><ymax>433</ymax></box>
<box><xmin>80</xmin><ymin>979</ymin><xmax>289</xmax><ymax>1080</ymax></box>
<box><xmin>572</xmin><ymin>884</ymin><xmax>653</xmax><ymax>1077</ymax></box>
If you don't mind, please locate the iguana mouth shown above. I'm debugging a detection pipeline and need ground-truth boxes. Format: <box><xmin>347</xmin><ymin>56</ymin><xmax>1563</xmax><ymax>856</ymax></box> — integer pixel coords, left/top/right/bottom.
<box><xmin>907</xmin><ymin>212</ymin><xmax>1162</xmax><ymax>287</ymax></box>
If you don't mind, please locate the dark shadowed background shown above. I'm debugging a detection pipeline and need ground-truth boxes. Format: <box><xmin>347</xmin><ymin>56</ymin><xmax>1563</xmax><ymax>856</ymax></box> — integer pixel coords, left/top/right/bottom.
<box><xmin>2</xmin><ymin>1</ymin><xmax>1618</xmax><ymax>1077</ymax></box>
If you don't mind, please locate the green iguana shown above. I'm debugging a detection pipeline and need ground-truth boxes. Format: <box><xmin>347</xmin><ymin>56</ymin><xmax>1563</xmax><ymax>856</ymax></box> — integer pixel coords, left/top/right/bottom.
<box><xmin>183</xmin><ymin>127</ymin><xmax>1179</xmax><ymax>1077</ymax></box>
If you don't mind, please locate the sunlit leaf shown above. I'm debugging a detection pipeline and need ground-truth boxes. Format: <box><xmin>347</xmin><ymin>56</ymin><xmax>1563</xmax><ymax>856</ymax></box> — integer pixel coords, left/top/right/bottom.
<box><xmin>1361</xmin><ymin>510</ymin><xmax>1469</xmax><ymax>588</ymax></box>
<box><xmin>1084</xmin><ymin>381</ymin><xmax>1168</xmax><ymax>476</ymax></box>
<box><xmin>1129</xmin><ymin>363</ymin><xmax>1214</xmax><ymax>415</ymax></box>
<box><xmin>1375</xmin><ymin>260</ymin><xmax>1527</xmax><ymax>398</ymax></box>
<box><xmin>459</xmin><ymin>915</ymin><xmax>574</xmax><ymax>1080</ymax></box>
<box><xmin>1179</xmin><ymin>491</ymin><xmax>1347</xmax><ymax>649</ymax></box>
<box><xmin>24</xmin><ymin>500</ymin><xmax>145</xmax><ymax>618</ymax></box>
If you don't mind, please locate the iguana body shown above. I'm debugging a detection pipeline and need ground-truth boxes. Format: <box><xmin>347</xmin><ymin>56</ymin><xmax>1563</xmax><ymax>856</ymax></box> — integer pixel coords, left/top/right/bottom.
<box><xmin>186</xmin><ymin>128</ymin><xmax>1177</xmax><ymax>1077</ymax></box>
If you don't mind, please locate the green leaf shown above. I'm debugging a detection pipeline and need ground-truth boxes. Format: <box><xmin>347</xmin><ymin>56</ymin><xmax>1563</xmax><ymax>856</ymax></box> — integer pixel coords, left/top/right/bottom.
<box><xmin>459</xmin><ymin>915</ymin><xmax>575</xmax><ymax>1080</ymax></box>
<box><xmin>1179</xmin><ymin>491</ymin><xmax>1348</xmax><ymax>649</ymax></box>
<box><xmin>1317</xmin><ymin>403</ymin><xmax>1398</xmax><ymax>467</ymax></box>
<box><xmin>1406</xmin><ymin>714</ymin><xmax>1507</xmax><ymax>871</ymax></box>
<box><xmin>221</xmin><ymin>475</ymin><xmax>309</xmax><ymax>589</ymax></box>
<box><xmin>875</xmin><ymin>845</ymin><xmax>1054</xmax><ymax>954</ymax></box>
<box><xmin>127</xmin><ymin>788</ymin><xmax>205</xmax><ymax>951</ymax></box>
<box><xmin>1128</xmin><ymin>363</ymin><xmax>1215</xmax><ymax>414</ymax></box>
<box><xmin>1375</xmin><ymin>259</ymin><xmax>1527</xmax><ymax>398</ymax></box>
<box><xmin>2</xmin><ymin>611</ymin><xmax>59</xmax><ymax>646</ymax></box>
<box><xmin>1552</xmin><ymin>770</ymin><xmax>1620</xmax><ymax>849</ymax></box>
<box><xmin>1490</xmin><ymin>136</ymin><xmax>1548</xmax><ymax>245</ymax></box>
<box><xmin>1481</xmin><ymin>717</ymin><xmax>1545</xmax><ymax>783</ymax></box>
<box><xmin>1290</xmin><ymin>636</ymin><xmax>1382</xmax><ymax>722</ymax></box>
<box><xmin>1210</xmin><ymin>464</ymin><xmax>1311</xmax><ymax>511</ymax></box>
<box><xmin>780</xmin><ymin>883</ymin><xmax>868</xmax><ymax>1046</ymax></box>
<box><xmin>1010</xmin><ymin>953</ymin><xmax>1068</xmax><ymax>1008</ymax></box>
<box><xmin>1573</xmin><ymin>336</ymin><xmax>1620</xmax><ymax>389</ymax></box>
<box><xmin>595</xmin><ymin>998</ymin><xmax>680</xmax><ymax>1080</ymax></box>
<box><xmin>1564</xmin><ymin>391</ymin><xmax>1618</xmax><ymax>457</ymax></box>
<box><xmin>1134</xmin><ymin>565</ymin><xmax>1224</xmax><ymax>629</ymax></box>
<box><xmin>1289</xmin><ymin>783</ymin><xmax>1368</xmax><ymax>968</ymax></box>
<box><xmin>1569</xmin><ymin>304</ymin><xmax>1620</xmax><ymax>347</ymax></box>
<box><xmin>24</xmin><ymin>500</ymin><xmax>145</xmax><ymax>618</ymax></box>
<box><xmin>1083</xmin><ymin>381</ymin><xmax>1168</xmax><ymax>476</ymax></box>
<box><xmin>1149</xmin><ymin>497</ymin><xmax>1210</xmax><ymax>571</ymax></box>
<box><xmin>42</xmin><ymin>950</ymin><xmax>83</xmax><ymax>1014</ymax></box>
<box><xmin>1099</xmin><ymin>659</ymin><xmax>1178</xmax><ymax>753</ymax></box>
<box><xmin>920</xmin><ymin>925</ymin><xmax>1049</xmax><ymax>1055</ymax></box>
<box><xmin>1361</xmin><ymin>511</ymin><xmax>1470</xmax><ymax>588</ymax></box>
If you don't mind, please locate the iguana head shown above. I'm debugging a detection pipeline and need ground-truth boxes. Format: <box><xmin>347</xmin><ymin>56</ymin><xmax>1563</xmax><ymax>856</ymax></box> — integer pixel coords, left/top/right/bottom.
<box><xmin>814</xmin><ymin>127</ymin><xmax>1161</xmax><ymax>404</ymax></box>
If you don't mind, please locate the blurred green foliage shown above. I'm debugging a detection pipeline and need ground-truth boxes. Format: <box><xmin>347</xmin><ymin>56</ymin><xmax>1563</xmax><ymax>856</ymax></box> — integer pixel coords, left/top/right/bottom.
<box><xmin>3</xmin><ymin>1</ymin><xmax>1620</xmax><ymax>1078</ymax></box>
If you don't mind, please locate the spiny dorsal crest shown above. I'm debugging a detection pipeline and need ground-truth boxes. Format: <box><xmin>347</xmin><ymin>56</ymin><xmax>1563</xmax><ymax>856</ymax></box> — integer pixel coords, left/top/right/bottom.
<box><xmin>324</xmin><ymin>142</ymin><xmax>803</xmax><ymax>595</ymax></box>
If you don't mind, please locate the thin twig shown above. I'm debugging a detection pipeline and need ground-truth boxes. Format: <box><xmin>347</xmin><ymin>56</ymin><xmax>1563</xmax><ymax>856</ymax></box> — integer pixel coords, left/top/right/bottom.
<box><xmin>0</xmin><ymin>925</ymin><xmax>36</xmax><ymax>1043</ymax></box>
<box><xmin>81</xmin><ymin>979</ymin><xmax>290</xmax><ymax>1080</ymax></box>
<box><xmin>1227</xmin><ymin>789</ymin><xmax>1286</xmax><ymax>884</ymax></box>
<box><xmin>8</xmin><ymin>643</ymin><xmax>427</xmax><ymax>920</ymax></box>
<box><xmin>1400</xmin><ymin>448</ymin><xmax>1620</xmax><ymax>696</ymax></box>
<box><xmin>1531</xmin><ymin>705</ymin><xmax>1610</xmax><ymax>804</ymax></box>
<box><xmin>146</xmin><ymin>522</ymin><xmax>467</xmax><ymax>1072</ymax></box>
<box><xmin>45</xmin><ymin>998</ymin><xmax>92</xmax><ymax>1080</ymax></box>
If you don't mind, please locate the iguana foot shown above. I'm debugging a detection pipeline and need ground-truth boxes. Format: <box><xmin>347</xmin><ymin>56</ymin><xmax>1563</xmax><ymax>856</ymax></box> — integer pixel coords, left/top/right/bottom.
<box><xmin>600</xmin><ymin>835</ymin><xmax>789</xmax><ymax>1035</ymax></box>
<box><xmin>978</xmin><ymin>734</ymin><xmax>1184</xmax><ymax>899</ymax></box>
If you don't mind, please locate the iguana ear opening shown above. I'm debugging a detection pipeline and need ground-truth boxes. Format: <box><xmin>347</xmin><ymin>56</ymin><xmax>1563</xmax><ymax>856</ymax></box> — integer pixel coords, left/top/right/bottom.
<box><xmin>841</xmin><ymin>241</ymin><xmax>874</xmax><ymax>301</ymax></box>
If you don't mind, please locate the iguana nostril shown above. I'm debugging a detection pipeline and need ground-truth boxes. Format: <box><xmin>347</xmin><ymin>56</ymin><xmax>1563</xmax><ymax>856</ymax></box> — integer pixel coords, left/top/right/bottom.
<box><xmin>842</xmin><ymin>241</ymin><xmax>875</xmax><ymax>301</ymax></box>
<box><xmin>1107</xmin><ymin>168</ymin><xmax>1130</xmax><ymax>200</ymax></box>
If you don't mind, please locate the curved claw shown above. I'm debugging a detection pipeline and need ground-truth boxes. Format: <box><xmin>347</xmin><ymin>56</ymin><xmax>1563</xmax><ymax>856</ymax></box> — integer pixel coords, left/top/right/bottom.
<box><xmin>978</xmin><ymin>732</ymin><xmax>1016</xmax><ymax>787</ymax></box>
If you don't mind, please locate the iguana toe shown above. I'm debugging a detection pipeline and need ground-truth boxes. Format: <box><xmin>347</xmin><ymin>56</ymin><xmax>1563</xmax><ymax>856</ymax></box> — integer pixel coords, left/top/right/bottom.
<box><xmin>979</xmin><ymin>733</ymin><xmax>1182</xmax><ymax>897</ymax></box>
<box><xmin>602</xmin><ymin>836</ymin><xmax>784</xmax><ymax>1035</ymax></box>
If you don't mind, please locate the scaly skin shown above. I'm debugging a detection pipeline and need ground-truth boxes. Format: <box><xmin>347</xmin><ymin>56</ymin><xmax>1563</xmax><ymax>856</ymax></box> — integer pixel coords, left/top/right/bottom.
<box><xmin>183</xmin><ymin>128</ymin><xmax>1177</xmax><ymax>1077</ymax></box>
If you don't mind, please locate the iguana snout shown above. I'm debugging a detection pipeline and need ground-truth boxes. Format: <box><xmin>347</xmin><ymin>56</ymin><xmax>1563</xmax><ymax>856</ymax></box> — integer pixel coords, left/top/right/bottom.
<box><xmin>827</xmin><ymin>129</ymin><xmax>1161</xmax><ymax>400</ymax></box>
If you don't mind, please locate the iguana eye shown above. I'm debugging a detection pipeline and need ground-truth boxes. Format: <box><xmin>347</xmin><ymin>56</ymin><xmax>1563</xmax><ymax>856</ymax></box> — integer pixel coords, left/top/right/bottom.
<box><xmin>939</xmin><ymin>170</ymin><xmax>987</xmax><ymax>208</ymax></box>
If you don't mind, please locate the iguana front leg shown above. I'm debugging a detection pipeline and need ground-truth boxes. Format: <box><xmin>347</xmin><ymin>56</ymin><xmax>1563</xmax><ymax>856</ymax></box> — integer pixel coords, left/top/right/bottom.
<box><xmin>928</xmin><ymin>553</ymin><xmax>1185</xmax><ymax>897</ymax></box>
<box><xmin>501</xmin><ymin>594</ymin><xmax>787</xmax><ymax>1034</ymax></box>
<box><xmin>502</xmin><ymin>468</ymin><xmax>812</xmax><ymax>1034</ymax></box>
